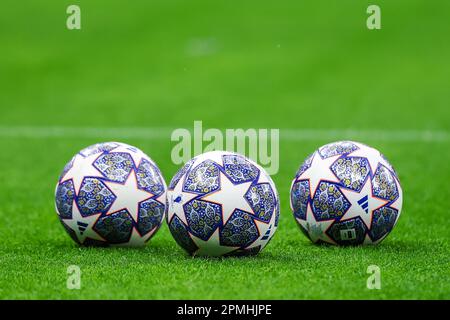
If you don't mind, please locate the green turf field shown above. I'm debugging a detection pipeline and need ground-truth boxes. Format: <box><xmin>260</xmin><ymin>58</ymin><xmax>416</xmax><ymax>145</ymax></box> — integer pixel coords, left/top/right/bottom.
<box><xmin>0</xmin><ymin>0</ymin><xmax>449</xmax><ymax>299</ymax></box>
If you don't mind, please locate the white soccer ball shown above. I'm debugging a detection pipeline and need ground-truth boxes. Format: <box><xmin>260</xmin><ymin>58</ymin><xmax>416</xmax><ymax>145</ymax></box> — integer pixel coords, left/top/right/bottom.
<box><xmin>290</xmin><ymin>141</ymin><xmax>403</xmax><ymax>245</ymax></box>
<box><xmin>55</xmin><ymin>142</ymin><xmax>167</xmax><ymax>247</ymax></box>
<box><xmin>167</xmin><ymin>150</ymin><xmax>280</xmax><ymax>257</ymax></box>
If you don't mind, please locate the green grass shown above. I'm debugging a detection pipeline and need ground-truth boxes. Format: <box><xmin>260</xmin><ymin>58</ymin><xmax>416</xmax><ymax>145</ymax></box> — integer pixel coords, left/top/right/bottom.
<box><xmin>0</xmin><ymin>0</ymin><xmax>449</xmax><ymax>299</ymax></box>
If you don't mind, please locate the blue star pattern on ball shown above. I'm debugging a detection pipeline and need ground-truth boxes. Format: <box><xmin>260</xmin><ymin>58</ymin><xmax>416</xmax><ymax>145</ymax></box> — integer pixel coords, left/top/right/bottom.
<box><xmin>222</xmin><ymin>154</ymin><xmax>259</xmax><ymax>183</ymax></box>
<box><xmin>137</xmin><ymin>199</ymin><xmax>166</xmax><ymax>235</ymax></box>
<box><xmin>245</xmin><ymin>183</ymin><xmax>276</xmax><ymax>222</ymax></box>
<box><xmin>331</xmin><ymin>156</ymin><xmax>370</xmax><ymax>192</ymax></box>
<box><xmin>94</xmin><ymin>209</ymin><xmax>134</xmax><ymax>244</ymax></box>
<box><xmin>76</xmin><ymin>178</ymin><xmax>116</xmax><ymax>216</ymax></box>
<box><xmin>184</xmin><ymin>160</ymin><xmax>220</xmax><ymax>193</ymax></box>
<box><xmin>93</xmin><ymin>152</ymin><xmax>134</xmax><ymax>183</ymax></box>
<box><xmin>370</xmin><ymin>206</ymin><xmax>399</xmax><ymax>242</ymax></box>
<box><xmin>55</xmin><ymin>180</ymin><xmax>76</xmax><ymax>219</ymax></box>
<box><xmin>318</xmin><ymin>141</ymin><xmax>358</xmax><ymax>158</ymax></box>
<box><xmin>371</xmin><ymin>165</ymin><xmax>399</xmax><ymax>201</ymax></box>
<box><xmin>290</xmin><ymin>141</ymin><xmax>403</xmax><ymax>246</ymax></box>
<box><xmin>167</xmin><ymin>151</ymin><xmax>279</xmax><ymax>257</ymax></box>
<box><xmin>221</xmin><ymin>210</ymin><xmax>259</xmax><ymax>247</ymax></box>
<box><xmin>136</xmin><ymin>159</ymin><xmax>166</xmax><ymax>195</ymax></box>
<box><xmin>311</xmin><ymin>181</ymin><xmax>351</xmax><ymax>220</ymax></box>
<box><xmin>184</xmin><ymin>199</ymin><xmax>222</xmax><ymax>241</ymax></box>
<box><xmin>55</xmin><ymin>142</ymin><xmax>167</xmax><ymax>247</ymax></box>
<box><xmin>290</xmin><ymin>180</ymin><xmax>310</xmax><ymax>220</ymax></box>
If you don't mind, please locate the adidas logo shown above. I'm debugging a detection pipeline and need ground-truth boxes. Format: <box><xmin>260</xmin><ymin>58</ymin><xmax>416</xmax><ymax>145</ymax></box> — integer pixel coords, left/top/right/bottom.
<box><xmin>77</xmin><ymin>221</ymin><xmax>88</xmax><ymax>234</ymax></box>
<box><xmin>261</xmin><ymin>225</ymin><xmax>272</xmax><ymax>240</ymax></box>
<box><xmin>357</xmin><ymin>195</ymin><xmax>369</xmax><ymax>213</ymax></box>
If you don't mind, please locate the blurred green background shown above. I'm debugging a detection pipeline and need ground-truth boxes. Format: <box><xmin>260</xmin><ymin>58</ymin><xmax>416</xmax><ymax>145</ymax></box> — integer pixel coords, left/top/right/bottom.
<box><xmin>0</xmin><ymin>0</ymin><xmax>449</xmax><ymax>299</ymax></box>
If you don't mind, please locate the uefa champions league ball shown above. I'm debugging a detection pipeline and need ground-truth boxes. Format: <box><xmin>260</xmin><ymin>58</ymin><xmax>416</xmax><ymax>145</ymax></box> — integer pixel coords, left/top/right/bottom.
<box><xmin>167</xmin><ymin>151</ymin><xmax>280</xmax><ymax>257</ymax></box>
<box><xmin>290</xmin><ymin>141</ymin><xmax>402</xmax><ymax>245</ymax></box>
<box><xmin>55</xmin><ymin>142</ymin><xmax>167</xmax><ymax>247</ymax></box>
